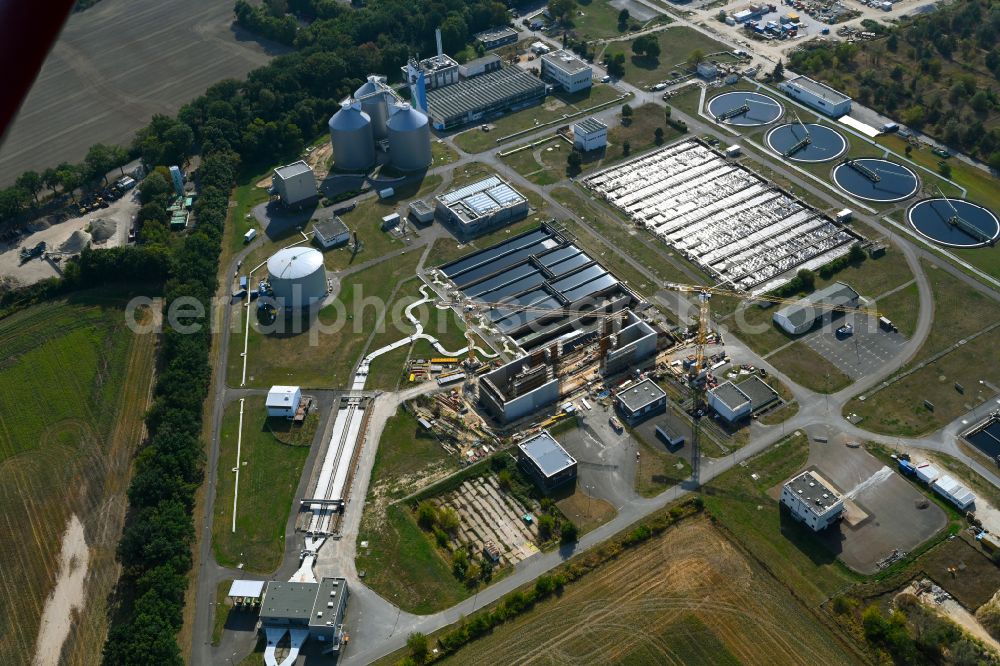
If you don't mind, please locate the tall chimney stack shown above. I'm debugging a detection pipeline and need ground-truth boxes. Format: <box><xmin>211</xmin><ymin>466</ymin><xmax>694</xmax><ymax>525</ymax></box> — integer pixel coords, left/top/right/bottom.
<box><xmin>435</xmin><ymin>28</ymin><xmax>443</xmax><ymax>57</ymax></box>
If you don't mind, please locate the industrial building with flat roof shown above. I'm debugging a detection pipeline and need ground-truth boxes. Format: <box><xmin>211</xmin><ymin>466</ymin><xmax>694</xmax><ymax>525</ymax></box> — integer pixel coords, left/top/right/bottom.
<box><xmin>772</xmin><ymin>281</ymin><xmax>860</xmax><ymax>335</ymax></box>
<box><xmin>584</xmin><ymin>139</ymin><xmax>864</xmax><ymax>294</ymax></box>
<box><xmin>266</xmin><ymin>385</ymin><xmax>302</xmax><ymax>419</ymax></box>
<box><xmin>401</xmin><ymin>53</ymin><xmax>459</xmax><ymax>90</ymax></box>
<box><xmin>708</xmin><ymin>375</ymin><xmax>780</xmax><ymax>423</ymax></box>
<box><xmin>459</xmin><ymin>54</ymin><xmax>502</xmax><ymax>79</ymax></box>
<box><xmin>271</xmin><ymin>161</ymin><xmax>317</xmax><ymax>207</ymax></box>
<box><xmin>312</xmin><ymin>216</ymin><xmax>351</xmax><ymax>249</ymax></box>
<box><xmin>540</xmin><ymin>49</ymin><xmax>593</xmax><ymax>93</ymax></box>
<box><xmin>780</xmin><ymin>470</ymin><xmax>844</xmax><ymax>531</ymax></box>
<box><xmin>408</xmin><ymin>198</ymin><xmax>435</xmax><ymax>224</ymax></box>
<box><xmin>434</xmin><ymin>175</ymin><xmax>529</xmax><ymax>236</ymax></box>
<box><xmin>573</xmin><ymin>117</ymin><xmax>608</xmax><ymax>152</ymax></box>
<box><xmin>259</xmin><ymin>577</ymin><xmax>348</xmax><ymax>658</ymax></box>
<box><xmin>517</xmin><ymin>430</ymin><xmax>577</xmax><ymax>492</ymax></box>
<box><xmin>439</xmin><ymin>225</ymin><xmax>643</xmax><ymax>353</ymax></box>
<box><xmin>425</xmin><ymin>67</ymin><xmax>546</xmax><ymax>130</ymax></box>
<box><xmin>615</xmin><ymin>378</ymin><xmax>667</xmax><ymax>425</ymax></box>
<box><xmin>476</xmin><ymin>25</ymin><xmax>518</xmax><ymax>50</ymax></box>
<box><xmin>778</xmin><ymin>75</ymin><xmax>852</xmax><ymax>118</ymax></box>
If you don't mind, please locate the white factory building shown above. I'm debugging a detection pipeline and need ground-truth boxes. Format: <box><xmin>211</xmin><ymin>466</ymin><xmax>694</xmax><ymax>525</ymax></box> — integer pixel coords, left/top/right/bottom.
<box><xmin>772</xmin><ymin>282</ymin><xmax>860</xmax><ymax>335</ymax></box>
<box><xmin>573</xmin><ymin>117</ymin><xmax>608</xmax><ymax>152</ymax></box>
<box><xmin>584</xmin><ymin>139</ymin><xmax>863</xmax><ymax>294</ymax></box>
<box><xmin>708</xmin><ymin>382</ymin><xmax>752</xmax><ymax>423</ymax></box>
<box><xmin>271</xmin><ymin>161</ymin><xmax>317</xmax><ymax>207</ymax></box>
<box><xmin>778</xmin><ymin>75</ymin><xmax>852</xmax><ymax>118</ymax></box>
<box><xmin>266</xmin><ymin>385</ymin><xmax>302</xmax><ymax>419</ymax></box>
<box><xmin>312</xmin><ymin>216</ymin><xmax>351</xmax><ymax>249</ymax></box>
<box><xmin>780</xmin><ymin>469</ymin><xmax>844</xmax><ymax>531</ymax></box>
<box><xmin>434</xmin><ymin>175</ymin><xmax>529</xmax><ymax>237</ymax></box>
<box><xmin>540</xmin><ymin>49</ymin><xmax>593</xmax><ymax>93</ymax></box>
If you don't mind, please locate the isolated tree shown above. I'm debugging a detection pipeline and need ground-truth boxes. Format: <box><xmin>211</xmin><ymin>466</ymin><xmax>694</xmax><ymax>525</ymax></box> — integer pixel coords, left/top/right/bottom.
<box><xmin>621</xmin><ymin>103</ymin><xmax>634</xmax><ymax>124</ymax></box>
<box><xmin>603</xmin><ymin>52</ymin><xmax>625</xmax><ymax>78</ymax></box>
<box><xmin>560</xmin><ymin>520</ymin><xmax>579</xmax><ymax>543</ymax></box>
<box><xmin>451</xmin><ymin>548</ymin><xmax>469</xmax><ymax>578</ymax></box>
<box><xmin>566</xmin><ymin>150</ymin><xmax>583</xmax><ymax>175</ymax></box>
<box><xmin>654</xmin><ymin>127</ymin><xmax>665</xmax><ymax>145</ymax></box>
<box><xmin>438</xmin><ymin>506</ymin><xmax>460</xmax><ymax>534</ymax></box>
<box><xmin>686</xmin><ymin>48</ymin><xmax>705</xmax><ymax>70</ymax></box>
<box><xmin>15</xmin><ymin>170</ymin><xmax>42</xmax><ymax>203</ymax></box>
<box><xmin>939</xmin><ymin>161</ymin><xmax>952</xmax><ymax>178</ymax></box>
<box><xmin>406</xmin><ymin>632</ymin><xmax>429</xmax><ymax>664</ymax></box>
<box><xmin>548</xmin><ymin>0</ymin><xmax>576</xmax><ymax>24</ymax></box>
<box><xmin>538</xmin><ymin>513</ymin><xmax>556</xmax><ymax>540</ymax></box>
<box><xmin>617</xmin><ymin>8</ymin><xmax>629</xmax><ymax>30</ymax></box>
<box><xmin>416</xmin><ymin>500</ymin><xmax>438</xmax><ymax>529</ymax></box>
<box><xmin>57</xmin><ymin>166</ymin><xmax>81</xmax><ymax>202</ymax></box>
<box><xmin>664</xmin><ymin>105</ymin><xmax>672</xmax><ymax>120</ymax></box>
<box><xmin>632</xmin><ymin>34</ymin><xmax>660</xmax><ymax>59</ymax></box>
<box><xmin>772</xmin><ymin>59</ymin><xmax>785</xmax><ymax>82</ymax></box>
<box><xmin>623</xmin><ymin>140</ymin><xmax>631</xmax><ymax>156</ymax></box>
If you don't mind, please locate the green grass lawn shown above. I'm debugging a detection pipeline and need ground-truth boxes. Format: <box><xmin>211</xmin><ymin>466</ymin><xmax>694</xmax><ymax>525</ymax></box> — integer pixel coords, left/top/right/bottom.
<box><xmin>212</xmin><ymin>396</ymin><xmax>310</xmax><ymax>573</ymax></box>
<box><xmin>566</xmin><ymin>0</ymin><xmax>670</xmax><ymax>40</ymax></box>
<box><xmin>702</xmin><ymin>432</ymin><xmax>860</xmax><ymax>606</ymax></box>
<box><xmin>767</xmin><ymin>344</ymin><xmax>853</xmax><ymax>393</ymax></box>
<box><xmin>632</xmin><ymin>425</ymin><xmax>691</xmax><ymax>497</ymax></box>
<box><xmin>355</xmin><ymin>503</ymin><xmax>468</xmax><ymax>614</ymax></box>
<box><xmin>230</xmin><ymin>251</ymin><xmax>421</xmax><ymax>388</ymax></box>
<box><xmin>212</xmin><ymin>579</ymin><xmax>231</xmax><ymax>646</ymax></box>
<box><xmin>874</xmin><ymin>282</ymin><xmax>919</xmax><ymax>338</ymax></box>
<box><xmin>0</xmin><ymin>289</ymin><xmax>157</xmax><ymax>665</ymax></box>
<box><xmin>369</xmin><ymin>405</ymin><xmax>458</xmax><ymax>499</ymax></box>
<box><xmin>612</xmin><ymin>27</ymin><xmax>729</xmax><ymax>89</ymax></box>
<box><xmin>844</xmin><ymin>259</ymin><xmax>1000</xmax><ymax>435</ymax></box>
<box><xmin>432</xmin><ymin>140</ymin><xmax>459</xmax><ymax>167</ymax></box>
<box><xmin>454</xmin><ymin>85</ymin><xmax>625</xmax><ymax>154</ymax></box>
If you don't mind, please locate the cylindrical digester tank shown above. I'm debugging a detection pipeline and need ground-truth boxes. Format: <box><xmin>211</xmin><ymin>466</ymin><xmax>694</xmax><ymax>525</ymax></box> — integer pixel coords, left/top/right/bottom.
<box><xmin>387</xmin><ymin>103</ymin><xmax>432</xmax><ymax>172</ymax></box>
<box><xmin>355</xmin><ymin>76</ymin><xmax>390</xmax><ymax>140</ymax></box>
<box><xmin>329</xmin><ymin>101</ymin><xmax>375</xmax><ymax>171</ymax></box>
<box><xmin>266</xmin><ymin>247</ymin><xmax>327</xmax><ymax>309</ymax></box>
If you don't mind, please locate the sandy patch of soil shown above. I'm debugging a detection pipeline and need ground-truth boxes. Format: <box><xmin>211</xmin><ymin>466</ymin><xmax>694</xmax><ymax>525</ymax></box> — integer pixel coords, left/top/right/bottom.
<box><xmin>33</xmin><ymin>515</ymin><xmax>89</xmax><ymax>666</ymax></box>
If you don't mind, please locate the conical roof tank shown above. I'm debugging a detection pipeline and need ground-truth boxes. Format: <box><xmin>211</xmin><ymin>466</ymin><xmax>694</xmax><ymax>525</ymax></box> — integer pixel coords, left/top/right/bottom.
<box><xmin>329</xmin><ymin>100</ymin><xmax>375</xmax><ymax>171</ymax></box>
<box><xmin>387</xmin><ymin>102</ymin><xmax>432</xmax><ymax>172</ymax></box>
<box><xmin>355</xmin><ymin>75</ymin><xmax>390</xmax><ymax>140</ymax></box>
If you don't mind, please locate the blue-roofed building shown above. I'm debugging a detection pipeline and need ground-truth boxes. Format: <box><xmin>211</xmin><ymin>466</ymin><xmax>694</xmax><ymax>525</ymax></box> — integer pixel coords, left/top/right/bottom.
<box><xmin>517</xmin><ymin>430</ymin><xmax>577</xmax><ymax>492</ymax></box>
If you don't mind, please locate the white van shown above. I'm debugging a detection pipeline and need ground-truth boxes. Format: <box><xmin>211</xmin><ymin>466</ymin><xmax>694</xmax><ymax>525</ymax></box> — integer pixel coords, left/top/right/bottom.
<box><xmin>243</xmin><ymin>228</ymin><xmax>257</xmax><ymax>243</ymax></box>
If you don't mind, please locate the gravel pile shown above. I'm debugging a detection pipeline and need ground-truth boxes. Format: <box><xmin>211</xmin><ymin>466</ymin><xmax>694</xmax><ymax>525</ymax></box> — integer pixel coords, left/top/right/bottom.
<box><xmin>90</xmin><ymin>218</ymin><xmax>117</xmax><ymax>242</ymax></box>
<box><xmin>60</xmin><ymin>230</ymin><xmax>92</xmax><ymax>253</ymax></box>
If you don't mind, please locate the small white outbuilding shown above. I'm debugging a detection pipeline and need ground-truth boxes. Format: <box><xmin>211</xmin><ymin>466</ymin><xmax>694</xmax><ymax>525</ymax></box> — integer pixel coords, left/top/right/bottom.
<box><xmin>266</xmin><ymin>385</ymin><xmax>302</xmax><ymax>419</ymax></box>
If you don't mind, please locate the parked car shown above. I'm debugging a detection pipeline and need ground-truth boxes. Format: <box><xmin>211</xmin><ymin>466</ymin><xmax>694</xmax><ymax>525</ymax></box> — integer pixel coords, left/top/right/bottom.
<box><xmin>836</xmin><ymin>324</ymin><xmax>854</xmax><ymax>338</ymax></box>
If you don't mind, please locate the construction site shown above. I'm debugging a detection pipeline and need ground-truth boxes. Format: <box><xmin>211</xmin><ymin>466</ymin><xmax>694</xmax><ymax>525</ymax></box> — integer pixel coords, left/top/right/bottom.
<box><xmin>583</xmin><ymin>139</ymin><xmax>866</xmax><ymax>293</ymax></box>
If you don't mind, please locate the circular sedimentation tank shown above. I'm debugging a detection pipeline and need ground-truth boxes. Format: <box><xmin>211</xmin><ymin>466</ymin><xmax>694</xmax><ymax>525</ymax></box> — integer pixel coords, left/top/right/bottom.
<box><xmin>707</xmin><ymin>91</ymin><xmax>784</xmax><ymax>127</ymax></box>
<box><xmin>765</xmin><ymin>123</ymin><xmax>847</xmax><ymax>162</ymax></box>
<box><xmin>831</xmin><ymin>159</ymin><xmax>919</xmax><ymax>202</ymax></box>
<box><xmin>908</xmin><ymin>199</ymin><xmax>1000</xmax><ymax>248</ymax></box>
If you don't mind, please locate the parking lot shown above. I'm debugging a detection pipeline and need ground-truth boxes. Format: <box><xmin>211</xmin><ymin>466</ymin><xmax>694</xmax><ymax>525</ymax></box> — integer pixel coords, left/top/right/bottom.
<box><xmin>803</xmin><ymin>316</ymin><xmax>908</xmax><ymax>379</ymax></box>
<box><xmin>805</xmin><ymin>431</ymin><xmax>948</xmax><ymax>574</ymax></box>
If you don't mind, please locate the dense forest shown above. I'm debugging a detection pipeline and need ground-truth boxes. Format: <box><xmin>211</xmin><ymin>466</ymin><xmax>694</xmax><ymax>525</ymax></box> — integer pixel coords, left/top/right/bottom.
<box><xmin>789</xmin><ymin>0</ymin><xmax>1000</xmax><ymax>168</ymax></box>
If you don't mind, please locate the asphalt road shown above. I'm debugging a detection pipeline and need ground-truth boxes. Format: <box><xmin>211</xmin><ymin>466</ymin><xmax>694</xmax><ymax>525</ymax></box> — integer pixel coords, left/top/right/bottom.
<box><xmin>0</xmin><ymin>0</ymin><xmax>277</xmax><ymax>185</ymax></box>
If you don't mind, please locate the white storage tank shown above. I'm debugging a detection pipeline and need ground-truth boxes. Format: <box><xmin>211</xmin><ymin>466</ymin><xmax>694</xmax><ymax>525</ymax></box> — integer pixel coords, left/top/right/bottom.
<box><xmin>267</xmin><ymin>247</ymin><xmax>327</xmax><ymax>310</ymax></box>
<box><xmin>387</xmin><ymin>102</ymin><xmax>432</xmax><ymax>172</ymax></box>
<box><xmin>329</xmin><ymin>101</ymin><xmax>375</xmax><ymax>171</ymax></box>
<box><xmin>355</xmin><ymin>76</ymin><xmax>391</xmax><ymax>140</ymax></box>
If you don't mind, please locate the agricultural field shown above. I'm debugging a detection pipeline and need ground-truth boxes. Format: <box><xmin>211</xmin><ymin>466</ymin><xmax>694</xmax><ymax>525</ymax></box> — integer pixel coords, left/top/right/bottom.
<box><xmin>0</xmin><ymin>0</ymin><xmax>274</xmax><ymax>185</ymax></box>
<box><xmin>228</xmin><ymin>251</ymin><xmax>421</xmax><ymax>388</ymax></box>
<box><xmin>845</xmin><ymin>260</ymin><xmax>1000</xmax><ymax>435</ymax></box>
<box><xmin>454</xmin><ymin>85</ymin><xmax>626</xmax><ymax>154</ymax></box>
<box><xmin>0</xmin><ymin>290</ymin><xmax>156</xmax><ymax>665</ymax></box>
<box><xmin>212</xmin><ymin>395</ymin><xmax>313</xmax><ymax>573</ymax></box>
<box><xmin>610</xmin><ymin>26</ymin><xmax>730</xmax><ymax>90</ymax></box>
<box><xmin>435</xmin><ymin>517</ymin><xmax>858</xmax><ymax>665</ymax></box>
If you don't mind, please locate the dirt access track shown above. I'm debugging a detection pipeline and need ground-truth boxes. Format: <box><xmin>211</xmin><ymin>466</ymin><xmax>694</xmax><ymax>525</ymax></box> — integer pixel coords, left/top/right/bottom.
<box><xmin>0</xmin><ymin>0</ymin><xmax>275</xmax><ymax>185</ymax></box>
<box><xmin>439</xmin><ymin>518</ymin><xmax>860</xmax><ymax>665</ymax></box>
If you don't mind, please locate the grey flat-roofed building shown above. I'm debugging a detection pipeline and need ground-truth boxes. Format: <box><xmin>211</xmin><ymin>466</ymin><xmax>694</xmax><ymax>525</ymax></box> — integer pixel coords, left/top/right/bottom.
<box><xmin>435</xmin><ymin>175</ymin><xmax>529</xmax><ymax>236</ymax></box>
<box><xmin>517</xmin><ymin>430</ymin><xmax>577</xmax><ymax>492</ymax></box>
<box><xmin>615</xmin><ymin>378</ymin><xmax>667</xmax><ymax>425</ymax></box>
<box><xmin>541</xmin><ymin>50</ymin><xmax>593</xmax><ymax>93</ymax></box>
<box><xmin>312</xmin><ymin>216</ymin><xmax>350</xmax><ymax>249</ymax></box>
<box><xmin>272</xmin><ymin>161</ymin><xmax>317</xmax><ymax>207</ymax></box>
<box><xmin>778</xmin><ymin>75</ymin><xmax>852</xmax><ymax>117</ymax></box>
<box><xmin>459</xmin><ymin>54</ymin><xmax>502</xmax><ymax>79</ymax></box>
<box><xmin>476</xmin><ymin>26</ymin><xmax>519</xmax><ymax>50</ymax></box>
<box><xmin>773</xmin><ymin>281</ymin><xmax>859</xmax><ymax>335</ymax></box>
<box><xmin>736</xmin><ymin>375</ymin><xmax>779</xmax><ymax>412</ymax></box>
<box><xmin>260</xmin><ymin>577</ymin><xmax>348</xmax><ymax>647</ymax></box>
<box><xmin>408</xmin><ymin>198</ymin><xmax>435</xmax><ymax>224</ymax></box>
<box><xmin>708</xmin><ymin>381</ymin><xmax>752</xmax><ymax>423</ymax></box>
<box><xmin>426</xmin><ymin>67</ymin><xmax>546</xmax><ymax>130</ymax></box>
<box><xmin>602</xmin><ymin>311</ymin><xmax>657</xmax><ymax>375</ymax></box>
<box><xmin>573</xmin><ymin>117</ymin><xmax>608</xmax><ymax>152</ymax></box>
<box><xmin>781</xmin><ymin>470</ymin><xmax>844</xmax><ymax>530</ymax></box>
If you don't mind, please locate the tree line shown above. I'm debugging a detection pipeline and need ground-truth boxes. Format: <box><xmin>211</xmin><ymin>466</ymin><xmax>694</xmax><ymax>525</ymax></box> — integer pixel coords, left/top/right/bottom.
<box><xmin>789</xmin><ymin>0</ymin><xmax>1000</xmax><ymax>168</ymax></box>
